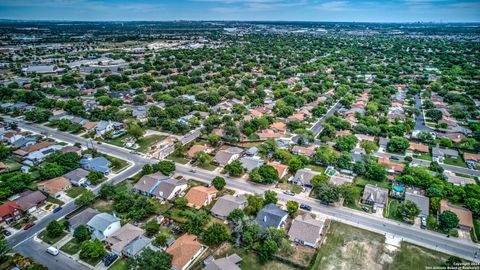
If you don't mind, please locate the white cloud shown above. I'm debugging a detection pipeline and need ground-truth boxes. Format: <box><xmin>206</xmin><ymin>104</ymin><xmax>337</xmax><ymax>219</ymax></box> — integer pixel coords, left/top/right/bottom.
<box><xmin>316</xmin><ymin>1</ymin><xmax>351</xmax><ymax>11</ymax></box>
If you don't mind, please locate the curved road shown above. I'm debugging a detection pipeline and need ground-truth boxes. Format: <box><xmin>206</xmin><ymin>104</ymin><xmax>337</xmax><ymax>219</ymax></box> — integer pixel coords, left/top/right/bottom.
<box><xmin>6</xmin><ymin>116</ymin><xmax>480</xmax><ymax>264</ymax></box>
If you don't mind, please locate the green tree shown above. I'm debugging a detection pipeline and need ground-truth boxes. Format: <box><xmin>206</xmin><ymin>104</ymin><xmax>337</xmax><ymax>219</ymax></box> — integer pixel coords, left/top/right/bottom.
<box><xmin>144</xmin><ymin>220</ymin><xmax>160</xmax><ymax>237</ymax></box>
<box><xmin>286</xmin><ymin>201</ymin><xmax>298</xmax><ymax>217</ymax></box>
<box><xmin>387</xmin><ymin>136</ymin><xmax>410</xmax><ymax>153</ymax></box>
<box><xmin>126</xmin><ymin>249</ymin><xmax>172</xmax><ymax>270</ymax></box>
<box><xmin>203</xmin><ymin>223</ymin><xmax>230</xmax><ymax>245</ymax></box>
<box><xmin>194</xmin><ymin>151</ymin><xmax>212</xmax><ymax>167</ymax></box>
<box><xmin>155</xmin><ymin>161</ymin><xmax>175</xmax><ymax>175</ymax></box>
<box><xmin>224</xmin><ymin>160</ymin><xmax>245</xmax><ymax>176</ymax></box>
<box><xmin>429</xmin><ymin>161</ymin><xmax>444</xmax><ymax>174</ymax></box>
<box><xmin>87</xmin><ymin>171</ymin><xmax>104</xmax><ymax>185</ymax></box>
<box><xmin>264</xmin><ymin>191</ymin><xmax>278</xmax><ymax>205</ymax></box>
<box><xmin>0</xmin><ymin>239</ymin><xmax>10</xmax><ymax>261</ymax></box>
<box><xmin>245</xmin><ymin>195</ymin><xmax>264</xmax><ymax>215</ymax></box>
<box><xmin>182</xmin><ymin>210</ymin><xmax>208</xmax><ymax>235</ymax></box>
<box><xmin>0</xmin><ymin>145</ymin><xmax>11</xmax><ymax>160</ymax></box>
<box><xmin>175</xmin><ymin>197</ymin><xmax>188</xmax><ymax>209</ymax></box>
<box><xmin>438</xmin><ymin>210</ymin><xmax>459</xmax><ymax>231</ymax></box>
<box><xmin>334</xmin><ymin>135</ymin><xmax>358</xmax><ymax>152</ymax></box>
<box><xmin>339</xmin><ymin>183</ymin><xmax>359</xmax><ymax>206</ymax></box>
<box><xmin>80</xmin><ymin>240</ymin><xmax>106</xmax><ymax>261</ymax></box>
<box><xmin>316</xmin><ymin>182</ymin><xmax>340</xmax><ymax>204</ymax></box>
<box><xmin>288</xmin><ymin>157</ymin><xmax>303</xmax><ymax>173</ymax></box>
<box><xmin>39</xmin><ymin>163</ymin><xmax>65</xmax><ymax>180</ymax></box>
<box><xmin>99</xmin><ymin>183</ymin><xmax>117</xmax><ymax>200</ymax></box>
<box><xmin>257</xmin><ymin>239</ymin><xmax>278</xmax><ymax>262</ymax></box>
<box><xmin>46</xmin><ymin>220</ymin><xmax>63</xmax><ymax>238</ymax></box>
<box><xmin>207</xmin><ymin>134</ymin><xmax>221</xmax><ymax>147</ymax></box>
<box><xmin>75</xmin><ymin>190</ymin><xmax>96</xmax><ymax>207</ymax></box>
<box><xmin>360</xmin><ymin>141</ymin><xmax>378</xmax><ymax>155</ymax></box>
<box><xmin>212</xmin><ymin>176</ymin><xmax>226</xmax><ymax>190</ymax></box>
<box><xmin>153</xmin><ymin>234</ymin><xmax>168</xmax><ymax>247</ymax></box>
<box><xmin>73</xmin><ymin>225</ymin><xmax>91</xmax><ymax>243</ymax></box>
<box><xmin>426</xmin><ymin>109</ymin><xmax>443</xmax><ymax>122</ymax></box>
<box><xmin>227</xmin><ymin>209</ymin><xmax>245</xmax><ymax>223</ymax></box>
<box><xmin>397</xmin><ymin>200</ymin><xmax>421</xmax><ymax>223</ymax></box>
<box><xmin>311</xmin><ymin>174</ymin><xmax>329</xmax><ymax>189</ymax></box>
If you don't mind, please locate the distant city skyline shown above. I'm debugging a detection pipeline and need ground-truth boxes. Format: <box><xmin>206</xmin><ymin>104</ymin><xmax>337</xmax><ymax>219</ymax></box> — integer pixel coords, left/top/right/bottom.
<box><xmin>0</xmin><ymin>0</ymin><xmax>479</xmax><ymax>23</ymax></box>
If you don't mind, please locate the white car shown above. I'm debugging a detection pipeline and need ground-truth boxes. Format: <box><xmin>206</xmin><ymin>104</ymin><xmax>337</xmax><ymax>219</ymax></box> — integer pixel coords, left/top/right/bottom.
<box><xmin>46</xmin><ymin>246</ymin><xmax>59</xmax><ymax>256</ymax></box>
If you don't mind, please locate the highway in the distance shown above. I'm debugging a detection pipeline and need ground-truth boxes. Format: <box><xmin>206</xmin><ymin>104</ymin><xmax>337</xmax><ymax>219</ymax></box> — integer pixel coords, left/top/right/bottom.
<box><xmin>6</xmin><ymin>116</ymin><xmax>480</xmax><ymax>264</ymax></box>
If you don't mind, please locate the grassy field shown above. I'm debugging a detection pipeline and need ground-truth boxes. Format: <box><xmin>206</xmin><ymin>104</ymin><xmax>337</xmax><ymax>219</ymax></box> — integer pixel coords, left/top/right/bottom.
<box><xmin>38</xmin><ymin>230</ymin><xmax>67</xmax><ymax>245</ymax></box>
<box><xmin>82</xmin><ymin>255</ymin><xmax>103</xmax><ymax>267</ymax></box>
<box><xmin>343</xmin><ymin>185</ymin><xmax>363</xmax><ymax>210</ymax></box>
<box><xmin>277</xmin><ymin>182</ymin><xmax>303</xmax><ymax>194</ymax></box>
<box><xmin>60</xmin><ymin>239</ymin><xmax>82</xmax><ymax>255</ymax></box>
<box><xmin>167</xmin><ymin>154</ymin><xmax>190</xmax><ymax>164</ymax></box>
<box><xmin>93</xmin><ymin>199</ymin><xmax>114</xmax><ymax>213</ymax></box>
<box><xmin>109</xmin><ymin>259</ymin><xmax>126</xmax><ymax>270</ymax></box>
<box><xmin>383</xmin><ymin>200</ymin><xmax>403</xmax><ymax>222</ymax></box>
<box><xmin>310</xmin><ymin>222</ymin><xmax>454</xmax><ymax>270</ymax></box>
<box><xmin>444</xmin><ymin>157</ymin><xmax>467</xmax><ymax>168</ymax></box>
<box><xmin>355</xmin><ymin>176</ymin><xmax>390</xmax><ymax>189</ymax></box>
<box><xmin>66</xmin><ymin>187</ymin><xmax>87</xmax><ymax>198</ymax></box>
<box><xmin>414</xmin><ymin>153</ymin><xmax>432</xmax><ymax>161</ymax></box>
<box><xmin>137</xmin><ymin>135</ymin><xmax>166</xmax><ymax>153</ymax></box>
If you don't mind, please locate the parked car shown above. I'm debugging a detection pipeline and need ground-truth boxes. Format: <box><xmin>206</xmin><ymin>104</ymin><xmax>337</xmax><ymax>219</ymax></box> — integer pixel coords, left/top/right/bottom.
<box><xmin>420</xmin><ymin>217</ymin><xmax>427</xmax><ymax>229</ymax></box>
<box><xmin>23</xmin><ymin>223</ymin><xmax>35</xmax><ymax>230</ymax></box>
<box><xmin>46</xmin><ymin>246</ymin><xmax>59</xmax><ymax>256</ymax></box>
<box><xmin>362</xmin><ymin>206</ymin><xmax>370</xmax><ymax>213</ymax></box>
<box><xmin>390</xmin><ymin>156</ymin><xmax>400</xmax><ymax>161</ymax></box>
<box><xmin>319</xmin><ymin>201</ymin><xmax>330</xmax><ymax>206</ymax></box>
<box><xmin>300</xmin><ymin>204</ymin><xmax>312</xmax><ymax>211</ymax></box>
<box><xmin>190</xmin><ymin>169</ymin><xmax>197</xmax><ymax>173</ymax></box>
<box><xmin>2</xmin><ymin>229</ymin><xmax>11</xmax><ymax>236</ymax></box>
<box><xmin>283</xmin><ymin>190</ymin><xmax>295</xmax><ymax>196</ymax></box>
<box><xmin>103</xmin><ymin>253</ymin><xmax>118</xmax><ymax>267</ymax></box>
<box><xmin>53</xmin><ymin>206</ymin><xmax>63</xmax><ymax>213</ymax></box>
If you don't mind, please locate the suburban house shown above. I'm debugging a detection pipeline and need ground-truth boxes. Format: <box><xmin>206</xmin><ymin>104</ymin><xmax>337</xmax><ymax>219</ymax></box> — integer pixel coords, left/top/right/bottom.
<box><xmin>166</xmin><ymin>234</ymin><xmax>205</xmax><ymax>270</ymax></box>
<box><xmin>80</xmin><ymin>154</ymin><xmax>111</xmax><ymax>175</ymax></box>
<box><xmin>444</xmin><ymin>171</ymin><xmax>476</xmax><ymax>186</ymax></box>
<box><xmin>289</xmin><ymin>168</ymin><xmax>321</xmax><ymax>188</ymax></box>
<box><xmin>14</xmin><ymin>190</ymin><xmax>47</xmax><ymax>213</ymax></box>
<box><xmin>180</xmin><ymin>129</ymin><xmax>202</xmax><ymax>146</ymax></box>
<box><xmin>378</xmin><ymin>157</ymin><xmax>405</xmax><ymax>174</ymax></box>
<box><xmin>361</xmin><ymin>184</ymin><xmax>389</xmax><ymax>210</ymax></box>
<box><xmin>291</xmin><ymin>146</ymin><xmax>316</xmax><ymax>157</ymax></box>
<box><xmin>60</xmin><ymin>146</ymin><xmax>82</xmax><ymax>155</ymax></box>
<box><xmin>404</xmin><ymin>189</ymin><xmax>429</xmax><ymax>217</ymax></box>
<box><xmin>24</xmin><ymin>144</ymin><xmax>63</xmax><ymax>165</ymax></box>
<box><xmin>378</xmin><ymin>137</ymin><xmax>389</xmax><ymax>151</ymax></box>
<box><xmin>440</xmin><ymin>200</ymin><xmax>473</xmax><ymax>231</ymax></box>
<box><xmin>187</xmin><ymin>145</ymin><xmax>214</xmax><ymax>159</ymax></box>
<box><xmin>123</xmin><ymin>236</ymin><xmax>153</xmax><ymax>257</ymax></box>
<box><xmin>37</xmin><ymin>176</ymin><xmax>72</xmax><ymax>198</ymax></box>
<box><xmin>406</xmin><ymin>142</ymin><xmax>429</xmax><ymax>156</ymax></box>
<box><xmin>82</xmin><ymin>121</ymin><xmax>98</xmax><ymax>132</ymax></box>
<box><xmin>267</xmin><ymin>162</ymin><xmax>289</xmax><ymax>179</ymax></box>
<box><xmin>204</xmin><ymin>254</ymin><xmax>242</xmax><ymax>270</ymax></box>
<box><xmin>432</xmin><ymin>146</ymin><xmax>458</xmax><ymax>164</ymax></box>
<box><xmin>2</xmin><ymin>131</ymin><xmax>23</xmax><ymax>144</ymax></box>
<box><xmin>288</xmin><ymin>214</ymin><xmax>324</xmax><ymax>248</ymax></box>
<box><xmin>212</xmin><ymin>147</ymin><xmax>243</xmax><ymax>167</ymax></box>
<box><xmin>86</xmin><ymin>212</ymin><xmax>121</xmax><ymax>241</ymax></box>
<box><xmin>133</xmin><ymin>172</ymin><xmax>170</xmax><ymax>196</ymax></box>
<box><xmin>13</xmin><ymin>140</ymin><xmax>56</xmax><ymax>157</ymax></box>
<box><xmin>256</xmin><ymin>204</ymin><xmax>288</xmax><ymax>231</ymax></box>
<box><xmin>68</xmin><ymin>208</ymin><xmax>100</xmax><ymax>234</ymax></box>
<box><xmin>105</xmin><ymin>223</ymin><xmax>145</xmax><ymax>255</ymax></box>
<box><xmin>63</xmin><ymin>168</ymin><xmax>90</xmax><ymax>186</ymax></box>
<box><xmin>95</xmin><ymin>120</ymin><xmax>117</xmax><ymax>136</ymax></box>
<box><xmin>270</xmin><ymin>121</ymin><xmax>286</xmax><ymax>133</ymax></box>
<box><xmin>329</xmin><ymin>173</ymin><xmax>354</xmax><ymax>186</ymax></box>
<box><xmin>0</xmin><ymin>201</ymin><xmax>22</xmax><ymax>224</ymax></box>
<box><xmin>210</xmin><ymin>194</ymin><xmax>247</xmax><ymax>220</ymax></box>
<box><xmin>239</xmin><ymin>156</ymin><xmax>264</xmax><ymax>173</ymax></box>
<box><xmin>153</xmin><ymin>178</ymin><xmax>188</xmax><ymax>201</ymax></box>
<box><xmin>185</xmin><ymin>186</ymin><xmax>218</xmax><ymax>209</ymax></box>
<box><xmin>12</xmin><ymin>136</ymin><xmax>39</xmax><ymax>149</ymax></box>
<box><xmin>464</xmin><ymin>153</ymin><xmax>480</xmax><ymax>167</ymax></box>
<box><xmin>245</xmin><ymin>147</ymin><xmax>259</xmax><ymax>156</ymax></box>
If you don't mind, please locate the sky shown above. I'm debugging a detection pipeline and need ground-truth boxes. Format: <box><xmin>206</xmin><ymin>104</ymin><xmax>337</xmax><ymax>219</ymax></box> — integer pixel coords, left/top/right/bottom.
<box><xmin>0</xmin><ymin>0</ymin><xmax>479</xmax><ymax>23</ymax></box>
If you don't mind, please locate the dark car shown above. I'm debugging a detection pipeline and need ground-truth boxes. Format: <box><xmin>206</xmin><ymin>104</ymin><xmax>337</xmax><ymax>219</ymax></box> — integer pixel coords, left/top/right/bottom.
<box><xmin>53</xmin><ymin>206</ymin><xmax>63</xmax><ymax>213</ymax></box>
<box><xmin>319</xmin><ymin>201</ymin><xmax>330</xmax><ymax>206</ymax></box>
<box><xmin>103</xmin><ymin>253</ymin><xmax>118</xmax><ymax>267</ymax></box>
<box><xmin>300</xmin><ymin>204</ymin><xmax>312</xmax><ymax>211</ymax></box>
<box><xmin>390</xmin><ymin>156</ymin><xmax>400</xmax><ymax>161</ymax></box>
<box><xmin>362</xmin><ymin>206</ymin><xmax>370</xmax><ymax>213</ymax></box>
<box><xmin>283</xmin><ymin>190</ymin><xmax>295</xmax><ymax>196</ymax></box>
<box><xmin>23</xmin><ymin>223</ymin><xmax>35</xmax><ymax>230</ymax></box>
<box><xmin>3</xmin><ymin>229</ymin><xmax>11</xmax><ymax>236</ymax></box>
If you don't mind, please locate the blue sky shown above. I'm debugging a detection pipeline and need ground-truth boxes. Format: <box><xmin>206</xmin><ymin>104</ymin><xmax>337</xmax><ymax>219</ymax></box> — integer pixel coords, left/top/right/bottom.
<box><xmin>0</xmin><ymin>0</ymin><xmax>479</xmax><ymax>22</ymax></box>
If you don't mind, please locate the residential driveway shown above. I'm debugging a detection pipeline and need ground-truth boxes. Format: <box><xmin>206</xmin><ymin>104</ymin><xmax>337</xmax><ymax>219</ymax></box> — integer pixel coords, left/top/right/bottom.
<box><xmin>31</xmin><ymin>208</ymin><xmax>49</xmax><ymax>220</ymax></box>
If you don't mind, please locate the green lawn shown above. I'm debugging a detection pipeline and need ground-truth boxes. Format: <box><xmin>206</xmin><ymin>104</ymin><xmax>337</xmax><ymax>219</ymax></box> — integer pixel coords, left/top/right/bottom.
<box><xmin>47</xmin><ymin>196</ymin><xmax>65</xmax><ymax>206</ymax></box>
<box><xmin>354</xmin><ymin>176</ymin><xmax>390</xmax><ymax>189</ymax></box>
<box><xmin>82</xmin><ymin>255</ymin><xmax>103</xmax><ymax>267</ymax></box>
<box><xmin>167</xmin><ymin>208</ymin><xmax>193</xmax><ymax>223</ymax></box>
<box><xmin>196</xmin><ymin>162</ymin><xmax>217</xmax><ymax>171</ymax></box>
<box><xmin>342</xmin><ymin>185</ymin><xmax>363</xmax><ymax>210</ymax></box>
<box><xmin>387</xmin><ymin>243</ymin><xmax>452</xmax><ymax>270</ymax></box>
<box><xmin>109</xmin><ymin>259</ymin><xmax>126</xmax><ymax>270</ymax></box>
<box><xmin>472</xmin><ymin>218</ymin><xmax>480</xmax><ymax>243</ymax></box>
<box><xmin>383</xmin><ymin>200</ymin><xmax>404</xmax><ymax>222</ymax></box>
<box><xmin>2</xmin><ymin>159</ymin><xmax>22</xmax><ymax>172</ymax></box>
<box><xmin>38</xmin><ymin>230</ymin><xmax>67</xmax><ymax>245</ymax></box>
<box><xmin>444</xmin><ymin>157</ymin><xmax>467</xmax><ymax>168</ymax></box>
<box><xmin>167</xmin><ymin>154</ymin><xmax>190</xmax><ymax>164</ymax></box>
<box><xmin>414</xmin><ymin>153</ymin><xmax>432</xmax><ymax>161</ymax></box>
<box><xmin>152</xmin><ymin>200</ymin><xmax>172</xmax><ymax>215</ymax></box>
<box><xmin>277</xmin><ymin>182</ymin><xmax>303</xmax><ymax>194</ymax></box>
<box><xmin>137</xmin><ymin>135</ymin><xmax>166</xmax><ymax>153</ymax></box>
<box><xmin>60</xmin><ymin>239</ymin><xmax>82</xmax><ymax>255</ymax></box>
<box><xmin>65</xmin><ymin>187</ymin><xmax>87</xmax><ymax>198</ymax></box>
<box><xmin>305</xmin><ymin>165</ymin><xmax>326</xmax><ymax>173</ymax></box>
<box><xmin>93</xmin><ymin>199</ymin><xmax>114</xmax><ymax>213</ymax></box>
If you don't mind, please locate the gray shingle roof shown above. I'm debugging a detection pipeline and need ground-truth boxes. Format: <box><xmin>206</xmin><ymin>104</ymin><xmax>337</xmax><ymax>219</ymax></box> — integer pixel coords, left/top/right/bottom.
<box><xmin>288</xmin><ymin>215</ymin><xmax>324</xmax><ymax>245</ymax></box>
<box><xmin>405</xmin><ymin>190</ymin><xmax>429</xmax><ymax>217</ymax></box>
<box><xmin>204</xmin><ymin>254</ymin><xmax>242</xmax><ymax>270</ymax></box>
<box><xmin>123</xmin><ymin>236</ymin><xmax>152</xmax><ymax>257</ymax></box>
<box><xmin>239</xmin><ymin>157</ymin><xmax>264</xmax><ymax>172</ymax></box>
<box><xmin>210</xmin><ymin>195</ymin><xmax>247</xmax><ymax>218</ymax></box>
<box><xmin>293</xmin><ymin>168</ymin><xmax>320</xmax><ymax>186</ymax></box>
<box><xmin>14</xmin><ymin>190</ymin><xmax>47</xmax><ymax>211</ymax></box>
<box><xmin>69</xmin><ymin>208</ymin><xmax>100</xmax><ymax>230</ymax></box>
<box><xmin>256</xmin><ymin>204</ymin><xmax>288</xmax><ymax>230</ymax></box>
<box><xmin>153</xmin><ymin>178</ymin><xmax>187</xmax><ymax>199</ymax></box>
<box><xmin>63</xmin><ymin>168</ymin><xmax>89</xmax><ymax>185</ymax></box>
<box><xmin>362</xmin><ymin>184</ymin><xmax>388</xmax><ymax>206</ymax></box>
<box><xmin>87</xmin><ymin>212</ymin><xmax>119</xmax><ymax>232</ymax></box>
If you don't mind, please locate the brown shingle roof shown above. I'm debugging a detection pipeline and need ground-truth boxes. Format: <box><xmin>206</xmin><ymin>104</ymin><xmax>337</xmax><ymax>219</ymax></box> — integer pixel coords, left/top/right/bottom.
<box><xmin>185</xmin><ymin>186</ymin><xmax>217</xmax><ymax>208</ymax></box>
<box><xmin>13</xmin><ymin>141</ymin><xmax>55</xmax><ymax>156</ymax></box>
<box><xmin>187</xmin><ymin>145</ymin><xmax>213</xmax><ymax>159</ymax></box>
<box><xmin>464</xmin><ymin>153</ymin><xmax>480</xmax><ymax>162</ymax></box>
<box><xmin>440</xmin><ymin>200</ymin><xmax>473</xmax><ymax>228</ymax></box>
<box><xmin>37</xmin><ymin>176</ymin><xmax>71</xmax><ymax>196</ymax></box>
<box><xmin>166</xmin><ymin>234</ymin><xmax>203</xmax><ymax>270</ymax></box>
<box><xmin>267</xmin><ymin>162</ymin><xmax>289</xmax><ymax>178</ymax></box>
<box><xmin>408</xmin><ymin>142</ymin><xmax>429</xmax><ymax>153</ymax></box>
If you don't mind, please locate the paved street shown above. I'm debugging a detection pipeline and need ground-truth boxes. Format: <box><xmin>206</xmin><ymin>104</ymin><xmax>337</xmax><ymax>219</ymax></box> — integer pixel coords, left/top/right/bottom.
<box><xmin>414</xmin><ymin>94</ymin><xmax>434</xmax><ymax>132</ymax></box>
<box><xmin>5</xmin><ymin>116</ymin><xmax>480</xmax><ymax>264</ymax></box>
<box><xmin>310</xmin><ymin>101</ymin><xmax>343</xmax><ymax>136</ymax></box>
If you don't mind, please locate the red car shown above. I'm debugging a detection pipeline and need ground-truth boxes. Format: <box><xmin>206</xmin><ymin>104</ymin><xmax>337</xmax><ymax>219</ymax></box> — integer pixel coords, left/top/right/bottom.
<box><xmin>23</xmin><ymin>223</ymin><xmax>35</xmax><ymax>230</ymax></box>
